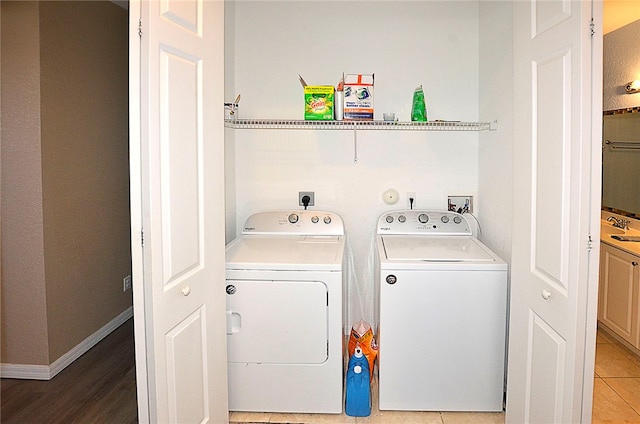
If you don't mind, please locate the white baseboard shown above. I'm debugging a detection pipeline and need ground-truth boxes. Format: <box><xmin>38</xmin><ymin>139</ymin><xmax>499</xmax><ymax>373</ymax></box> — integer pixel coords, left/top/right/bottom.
<box><xmin>1</xmin><ymin>306</ymin><xmax>133</xmax><ymax>380</ymax></box>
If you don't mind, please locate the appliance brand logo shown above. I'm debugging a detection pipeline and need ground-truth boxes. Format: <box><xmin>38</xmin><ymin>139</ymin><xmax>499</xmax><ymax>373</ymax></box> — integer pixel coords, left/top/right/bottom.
<box><xmin>380</xmin><ymin>227</ymin><xmax>390</xmax><ymax>231</ymax></box>
<box><xmin>244</xmin><ymin>227</ymin><xmax>255</xmax><ymax>232</ymax></box>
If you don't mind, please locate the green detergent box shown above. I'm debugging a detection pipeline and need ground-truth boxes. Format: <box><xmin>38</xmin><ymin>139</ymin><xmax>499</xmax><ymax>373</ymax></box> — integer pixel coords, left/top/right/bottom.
<box><xmin>304</xmin><ymin>86</ymin><xmax>335</xmax><ymax>120</ymax></box>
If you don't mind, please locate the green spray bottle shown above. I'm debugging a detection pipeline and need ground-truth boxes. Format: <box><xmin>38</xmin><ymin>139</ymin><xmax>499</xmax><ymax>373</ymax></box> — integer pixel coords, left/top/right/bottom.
<box><xmin>411</xmin><ymin>85</ymin><xmax>427</xmax><ymax>122</ymax></box>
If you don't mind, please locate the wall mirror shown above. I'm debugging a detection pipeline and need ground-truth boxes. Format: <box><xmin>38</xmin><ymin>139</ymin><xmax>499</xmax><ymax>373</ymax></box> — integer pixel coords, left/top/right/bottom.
<box><xmin>602</xmin><ymin>111</ymin><xmax>640</xmax><ymax>218</ymax></box>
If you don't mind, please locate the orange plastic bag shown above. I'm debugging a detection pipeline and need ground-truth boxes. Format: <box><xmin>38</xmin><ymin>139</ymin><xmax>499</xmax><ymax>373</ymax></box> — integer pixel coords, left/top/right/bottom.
<box><xmin>348</xmin><ymin>320</ymin><xmax>378</xmax><ymax>381</ymax></box>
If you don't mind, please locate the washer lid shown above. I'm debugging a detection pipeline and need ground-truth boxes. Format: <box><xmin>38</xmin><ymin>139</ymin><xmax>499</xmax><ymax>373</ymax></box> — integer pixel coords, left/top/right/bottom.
<box><xmin>381</xmin><ymin>235</ymin><xmax>496</xmax><ymax>262</ymax></box>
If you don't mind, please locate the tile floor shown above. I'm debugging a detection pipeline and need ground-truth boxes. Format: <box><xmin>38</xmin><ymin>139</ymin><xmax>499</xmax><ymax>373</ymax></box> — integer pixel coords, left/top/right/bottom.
<box><xmin>229</xmin><ymin>372</ymin><xmax>504</xmax><ymax>424</ymax></box>
<box><xmin>592</xmin><ymin>327</ymin><xmax>640</xmax><ymax>424</ymax></box>
<box><xmin>230</xmin><ymin>327</ymin><xmax>640</xmax><ymax>424</ymax></box>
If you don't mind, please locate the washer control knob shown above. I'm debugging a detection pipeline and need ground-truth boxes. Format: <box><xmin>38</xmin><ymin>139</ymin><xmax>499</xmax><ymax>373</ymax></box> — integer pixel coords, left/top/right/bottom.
<box><xmin>288</xmin><ymin>213</ymin><xmax>299</xmax><ymax>224</ymax></box>
<box><xmin>311</xmin><ymin>216</ymin><xmax>319</xmax><ymax>223</ymax></box>
<box><xmin>386</xmin><ymin>275</ymin><xmax>397</xmax><ymax>285</ymax></box>
<box><xmin>441</xmin><ymin>215</ymin><xmax>450</xmax><ymax>223</ymax></box>
<box><xmin>386</xmin><ymin>216</ymin><xmax>394</xmax><ymax>223</ymax></box>
<box><xmin>453</xmin><ymin>216</ymin><xmax>462</xmax><ymax>224</ymax></box>
<box><xmin>398</xmin><ymin>215</ymin><xmax>406</xmax><ymax>223</ymax></box>
<box><xmin>418</xmin><ymin>213</ymin><xmax>429</xmax><ymax>224</ymax></box>
<box><xmin>323</xmin><ymin>216</ymin><xmax>332</xmax><ymax>224</ymax></box>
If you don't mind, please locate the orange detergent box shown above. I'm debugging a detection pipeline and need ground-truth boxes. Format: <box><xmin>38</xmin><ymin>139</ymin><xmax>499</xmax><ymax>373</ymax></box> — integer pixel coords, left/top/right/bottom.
<box><xmin>344</xmin><ymin>74</ymin><xmax>374</xmax><ymax>120</ymax></box>
<box><xmin>304</xmin><ymin>86</ymin><xmax>335</xmax><ymax>120</ymax></box>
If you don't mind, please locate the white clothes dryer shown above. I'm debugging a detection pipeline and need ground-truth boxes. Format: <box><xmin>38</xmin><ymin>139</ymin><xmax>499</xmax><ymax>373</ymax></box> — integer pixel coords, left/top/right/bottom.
<box><xmin>375</xmin><ymin>210</ymin><xmax>507</xmax><ymax>412</ymax></box>
<box><xmin>225</xmin><ymin>210</ymin><xmax>346</xmax><ymax>413</ymax></box>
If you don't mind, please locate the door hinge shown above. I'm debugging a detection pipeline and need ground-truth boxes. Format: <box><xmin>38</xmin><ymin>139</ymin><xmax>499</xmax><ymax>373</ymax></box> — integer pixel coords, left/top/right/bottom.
<box><xmin>587</xmin><ymin>235</ymin><xmax>593</xmax><ymax>251</ymax></box>
<box><xmin>589</xmin><ymin>18</ymin><xmax>595</xmax><ymax>37</ymax></box>
<box><xmin>141</xmin><ymin>229</ymin><xmax>144</xmax><ymax>247</ymax></box>
<box><xmin>138</xmin><ymin>18</ymin><xmax>143</xmax><ymax>37</ymax></box>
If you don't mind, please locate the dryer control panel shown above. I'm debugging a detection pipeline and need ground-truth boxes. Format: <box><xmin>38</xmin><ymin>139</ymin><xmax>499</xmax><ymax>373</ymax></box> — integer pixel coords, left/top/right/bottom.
<box><xmin>243</xmin><ymin>210</ymin><xmax>344</xmax><ymax>236</ymax></box>
<box><xmin>377</xmin><ymin>210</ymin><xmax>471</xmax><ymax>235</ymax></box>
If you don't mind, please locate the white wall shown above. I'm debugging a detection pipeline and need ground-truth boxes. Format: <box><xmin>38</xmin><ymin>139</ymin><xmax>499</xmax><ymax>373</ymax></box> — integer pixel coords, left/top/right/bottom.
<box><xmin>603</xmin><ymin>19</ymin><xmax>640</xmax><ymax>111</ymax></box>
<box><xmin>226</xmin><ymin>1</ymin><xmax>514</xmax><ymax>328</ymax></box>
<box><xmin>224</xmin><ymin>1</ymin><xmax>237</xmax><ymax>243</ymax></box>
<box><xmin>478</xmin><ymin>2</ymin><xmax>513</xmax><ymax>264</ymax></box>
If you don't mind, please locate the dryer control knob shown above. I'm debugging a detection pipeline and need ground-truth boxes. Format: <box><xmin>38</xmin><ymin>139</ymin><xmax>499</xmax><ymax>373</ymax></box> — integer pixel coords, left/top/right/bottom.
<box><xmin>311</xmin><ymin>216</ymin><xmax>319</xmax><ymax>223</ymax></box>
<box><xmin>323</xmin><ymin>216</ymin><xmax>332</xmax><ymax>224</ymax></box>
<box><xmin>398</xmin><ymin>215</ymin><xmax>406</xmax><ymax>223</ymax></box>
<box><xmin>288</xmin><ymin>213</ymin><xmax>299</xmax><ymax>224</ymax></box>
<box><xmin>441</xmin><ymin>215</ymin><xmax>450</xmax><ymax>223</ymax></box>
<box><xmin>386</xmin><ymin>216</ymin><xmax>394</xmax><ymax>223</ymax></box>
<box><xmin>453</xmin><ymin>216</ymin><xmax>462</xmax><ymax>224</ymax></box>
<box><xmin>418</xmin><ymin>213</ymin><xmax>429</xmax><ymax>224</ymax></box>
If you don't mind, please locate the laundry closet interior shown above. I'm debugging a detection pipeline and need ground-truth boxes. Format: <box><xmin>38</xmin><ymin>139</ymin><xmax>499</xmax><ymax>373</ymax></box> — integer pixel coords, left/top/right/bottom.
<box><xmin>223</xmin><ymin>0</ymin><xmax>514</xmax><ymax>333</ymax></box>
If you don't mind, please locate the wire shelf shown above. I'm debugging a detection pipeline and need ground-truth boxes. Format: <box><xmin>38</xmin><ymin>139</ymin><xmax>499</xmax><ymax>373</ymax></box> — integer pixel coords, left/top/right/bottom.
<box><xmin>224</xmin><ymin>119</ymin><xmax>494</xmax><ymax>131</ymax></box>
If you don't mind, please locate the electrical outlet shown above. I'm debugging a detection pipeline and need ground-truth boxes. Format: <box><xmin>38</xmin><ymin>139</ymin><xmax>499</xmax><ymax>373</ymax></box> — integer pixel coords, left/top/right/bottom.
<box><xmin>123</xmin><ymin>274</ymin><xmax>132</xmax><ymax>292</ymax></box>
<box><xmin>298</xmin><ymin>191</ymin><xmax>315</xmax><ymax>207</ymax></box>
<box><xmin>407</xmin><ymin>192</ymin><xmax>416</xmax><ymax>208</ymax></box>
<box><xmin>448</xmin><ymin>196</ymin><xmax>473</xmax><ymax>214</ymax></box>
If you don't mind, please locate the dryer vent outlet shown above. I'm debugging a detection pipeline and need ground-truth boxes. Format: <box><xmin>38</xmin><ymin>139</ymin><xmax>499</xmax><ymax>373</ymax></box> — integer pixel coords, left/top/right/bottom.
<box><xmin>299</xmin><ymin>191</ymin><xmax>315</xmax><ymax>207</ymax></box>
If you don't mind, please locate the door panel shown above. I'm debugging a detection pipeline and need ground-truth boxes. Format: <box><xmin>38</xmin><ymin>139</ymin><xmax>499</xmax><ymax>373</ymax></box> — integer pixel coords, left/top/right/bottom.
<box><xmin>526</xmin><ymin>312</ymin><xmax>566</xmax><ymax>423</ymax></box>
<box><xmin>507</xmin><ymin>1</ymin><xmax>601</xmax><ymax>422</ymax></box>
<box><xmin>131</xmin><ymin>0</ymin><xmax>227</xmax><ymax>422</ymax></box>
<box><xmin>166</xmin><ymin>307</ymin><xmax>208</xmax><ymax>423</ymax></box>
<box><xmin>160</xmin><ymin>47</ymin><xmax>202</xmax><ymax>285</ymax></box>
<box><xmin>533</xmin><ymin>47</ymin><xmax>572</xmax><ymax>296</ymax></box>
<box><xmin>534</xmin><ymin>0</ymin><xmax>571</xmax><ymax>35</ymax></box>
<box><xmin>161</xmin><ymin>0</ymin><xmax>199</xmax><ymax>33</ymax></box>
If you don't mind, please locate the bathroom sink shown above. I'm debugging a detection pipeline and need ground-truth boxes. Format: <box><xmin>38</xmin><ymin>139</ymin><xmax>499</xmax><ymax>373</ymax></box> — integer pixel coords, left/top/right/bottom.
<box><xmin>600</xmin><ymin>223</ymin><xmax>626</xmax><ymax>235</ymax></box>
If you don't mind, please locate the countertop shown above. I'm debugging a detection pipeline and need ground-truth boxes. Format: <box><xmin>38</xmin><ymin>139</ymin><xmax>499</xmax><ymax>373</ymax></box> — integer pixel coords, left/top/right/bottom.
<box><xmin>601</xmin><ymin>211</ymin><xmax>640</xmax><ymax>257</ymax></box>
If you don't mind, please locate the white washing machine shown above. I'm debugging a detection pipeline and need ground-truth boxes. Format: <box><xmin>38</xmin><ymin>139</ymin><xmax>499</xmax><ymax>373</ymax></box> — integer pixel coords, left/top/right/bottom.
<box><xmin>375</xmin><ymin>209</ymin><xmax>507</xmax><ymax>412</ymax></box>
<box><xmin>225</xmin><ymin>210</ymin><xmax>346</xmax><ymax>413</ymax></box>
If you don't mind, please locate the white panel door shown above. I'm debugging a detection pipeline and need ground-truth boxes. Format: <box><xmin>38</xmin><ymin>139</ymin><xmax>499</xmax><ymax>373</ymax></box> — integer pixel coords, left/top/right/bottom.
<box><xmin>506</xmin><ymin>1</ymin><xmax>601</xmax><ymax>423</ymax></box>
<box><xmin>130</xmin><ymin>0</ymin><xmax>228</xmax><ymax>422</ymax></box>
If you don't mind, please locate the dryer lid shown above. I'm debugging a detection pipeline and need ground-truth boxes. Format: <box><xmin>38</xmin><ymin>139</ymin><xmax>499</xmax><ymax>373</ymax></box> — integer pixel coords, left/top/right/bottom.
<box><xmin>226</xmin><ymin>235</ymin><xmax>344</xmax><ymax>270</ymax></box>
<box><xmin>381</xmin><ymin>235</ymin><xmax>496</xmax><ymax>262</ymax></box>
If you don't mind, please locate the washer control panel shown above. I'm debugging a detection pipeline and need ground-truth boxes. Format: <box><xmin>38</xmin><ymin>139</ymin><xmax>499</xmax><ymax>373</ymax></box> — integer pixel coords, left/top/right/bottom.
<box><xmin>377</xmin><ymin>209</ymin><xmax>471</xmax><ymax>235</ymax></box>
<box><xmin>243</xmin><ymin>210</ymin><xmax>344</xmax><ymax>236</ymax></box>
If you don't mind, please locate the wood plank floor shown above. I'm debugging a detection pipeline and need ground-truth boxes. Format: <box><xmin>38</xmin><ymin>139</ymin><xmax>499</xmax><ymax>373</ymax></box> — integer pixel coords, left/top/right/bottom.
<box><xmin>1</xmin><ymin>318</ymin><xmax>137</xmax><ymax>424</ymax></box>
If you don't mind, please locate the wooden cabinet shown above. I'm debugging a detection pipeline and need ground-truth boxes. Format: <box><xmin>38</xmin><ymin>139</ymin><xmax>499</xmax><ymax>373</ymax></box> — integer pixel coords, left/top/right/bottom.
<box><xmin>599</xmin><ymin>243</ymin><xmax>640</xmax><ymax>347</ymax></box>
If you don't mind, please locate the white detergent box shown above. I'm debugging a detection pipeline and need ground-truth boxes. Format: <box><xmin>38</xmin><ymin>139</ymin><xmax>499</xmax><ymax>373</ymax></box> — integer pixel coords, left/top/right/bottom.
<box><xmin>344</xmin><ymin>73</ymin><xmax>374</xmax><ymax>120</ymax></box>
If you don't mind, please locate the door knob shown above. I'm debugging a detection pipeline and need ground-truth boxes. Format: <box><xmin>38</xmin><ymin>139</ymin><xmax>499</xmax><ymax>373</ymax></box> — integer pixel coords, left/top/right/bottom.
<box><xmin>632</xmin><ymin>262</ymin><xmax>638</xmax><ymax>266</ymax></box>
<box><xmin>541</xmin><ymin>289</ymin><xmax>551</xmax><ymax>300</ymax></box>
<box><xmin>181</xmin><ymin>286</ymin><xmax>191</xmax><ymax>296</ymax></box>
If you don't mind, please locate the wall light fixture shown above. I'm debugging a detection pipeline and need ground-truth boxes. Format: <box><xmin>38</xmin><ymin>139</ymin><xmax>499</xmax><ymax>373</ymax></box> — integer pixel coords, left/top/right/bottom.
<box><xmin>626</xmin><ymin>80</ymin><xmax>640</xmax><ymax>94</ymax></box>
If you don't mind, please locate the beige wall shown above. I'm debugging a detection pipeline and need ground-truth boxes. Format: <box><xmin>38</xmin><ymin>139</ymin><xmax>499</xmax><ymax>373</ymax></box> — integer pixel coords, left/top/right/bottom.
<box><xmin>1</xmin><ymin>1</ymin><xmax>50</xmax><ymax>365</ymax></box>
<box><xmin>1</xmin><ymin>1</ymin><xmax>131</xmax><ymax>366</ymax></box>
<box><xmin>603</xmin><ymin>19</ymin><xmax>640</xmax><ymax>111</ymax></box>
